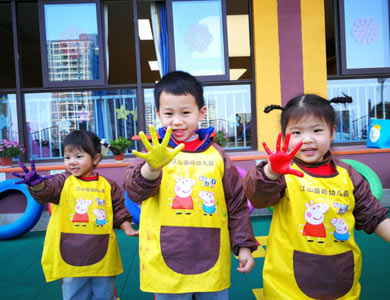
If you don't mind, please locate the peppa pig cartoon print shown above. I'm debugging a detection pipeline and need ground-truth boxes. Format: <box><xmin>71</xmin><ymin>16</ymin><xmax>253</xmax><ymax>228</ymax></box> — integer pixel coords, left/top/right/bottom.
<box><xmin>300</xmin><ymin>200</ymin><xmax>330</xmax><ymax>243</ymax></box>
<box><xmin>93</xmin><ymin>208</ymin><xmax>107</xmax><ymax>227</ymax></box>
<box><xmin>330</xmin><ymin>218</ymin><xmax>350</xmax><ymax>242</ymax></box>
<box><xmin>199</xmin><ymin>190</ymin><xmax>217</xmax><ymax>216</ymax></box>
<box><xmin>71</xmin><ymin>198</ymin><xmax>92</xmax><ymax>226</ymax></box>
<box><xmin>170</xmin><ymin>176</ymin><xmax>196</xmax><ymax>215</ymax></box>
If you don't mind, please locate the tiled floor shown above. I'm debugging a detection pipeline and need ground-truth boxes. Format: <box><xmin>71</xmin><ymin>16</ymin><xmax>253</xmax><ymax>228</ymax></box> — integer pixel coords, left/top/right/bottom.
<box><xmin>1</xmin><ymin>215</ymin><xmax>390</xmax><ymax>299</ymax></box>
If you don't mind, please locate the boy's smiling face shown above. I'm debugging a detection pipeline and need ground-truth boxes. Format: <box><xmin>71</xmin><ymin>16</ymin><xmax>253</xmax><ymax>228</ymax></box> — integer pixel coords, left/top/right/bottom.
<box><xmin>156</xmin><ymin>91</ymin><xmax>207</xmax><ymax>142</ymax></box>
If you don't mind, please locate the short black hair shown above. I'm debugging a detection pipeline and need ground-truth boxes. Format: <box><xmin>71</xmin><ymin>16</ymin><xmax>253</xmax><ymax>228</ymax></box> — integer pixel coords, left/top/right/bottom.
<box><xmin>63</xmin><ymin>130</ymin><xmax>101</xmax><ymax>161</ymax></box>
<box><xmin>154</xmin><ymin>71</ymin><xmax>204</xmax><ymax>111</ymax></box>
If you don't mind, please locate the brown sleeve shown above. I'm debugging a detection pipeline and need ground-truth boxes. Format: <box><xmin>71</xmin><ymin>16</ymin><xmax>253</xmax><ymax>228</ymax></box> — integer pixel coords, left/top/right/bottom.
<box><xmin>242</xmin><ymin>160</ymin><xmax>287</xmax><ymax>208</ymax></box>
<box><xmin>106</xmin><ymin>177</ymin><xmax>132</xmax><ymax>229</ymax></box>
<box><xmin>338</xmin><ymin>160</ymin><xmax>389</xmax><ymax>234</ymax></box>
<box><xmin>123</xmin><ymin>158</ymin><xmax>162</xmax><ymax>203</ymax></box>
<box><xmin>28</xmin><ymin>172</ymin><xmax>70</xmax><ymax>205</ymax></box>
<box><xmin>214</xmin><ymin>144</ymin><xmax>258</xmax><ymax>255</ymax></box>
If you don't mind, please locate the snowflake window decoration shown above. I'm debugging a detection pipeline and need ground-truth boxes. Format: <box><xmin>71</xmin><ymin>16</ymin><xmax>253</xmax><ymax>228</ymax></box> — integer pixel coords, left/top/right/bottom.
<box><xmin>351</xmin><ymin>17</ymin><xmax>379</xmax><ymax>45</ymax></box>
<box><xmin>183</xmin><ymin>24</ymin><xmax>213</xmax><ymax>53</ymax></box>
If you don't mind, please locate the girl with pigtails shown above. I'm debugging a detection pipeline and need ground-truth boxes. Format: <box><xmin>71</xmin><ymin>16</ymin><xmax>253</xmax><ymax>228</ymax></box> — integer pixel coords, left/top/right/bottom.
<box><xmin>243</xmin><ymin>94</ymin><xmax>390</xmax><ymax>300</ymax></box>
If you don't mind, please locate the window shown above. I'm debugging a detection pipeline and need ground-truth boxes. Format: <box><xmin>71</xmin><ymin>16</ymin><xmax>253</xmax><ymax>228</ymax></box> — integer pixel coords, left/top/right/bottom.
<box><xmin>167</xmin><ymin>0</ymin><xmax>229</xmax><ymax>80</ymax></box>
<box><xmin>203</xmin><ymin>85</ymin><xmax>252</xmax><ymax>149</ymax></box>
<box><xmin>339</xmin><ymin>0</ymin><xmax>390</xmax><ymax>74</ymax></box>
<box><xmin>226</xmin><ymin>0</ymin><xmax>252</xmax><ymax>80</ymax></box>
<box><xmin>0</xmin><ymin>0</ymin><xmax>255</xmax><ymax>161</ymax></box>
<box><xmin>137</xmin><ymin>0</ymin><xmax>164</xmax><ymax>83</ymax></box>
<box><xmin>25</xmin><ymin>89</ymin><xmax>137</xmax><ymax>159</ymax></box>
<box><xmin>38</xmin><ymin>0</ymin><xmax>105</xmax><ymax>87</ymax></box>
<box><xmin>326</xmin><ymin>0</ymin><xmax>390</xmax><ymax>143</ymax></box>
<box><xmin>144</xmin><ymin>84</ymin><xmax>252</xmax><ymax>149</ymax></box>
<box><xmin>0</xmin><ymin>94</ymin><xmax>19</xmax><ymax>143</ymax></box>
<box><xmin>104</xmin><ymin>1</ymin><xmax>137</xmax><ymax>84</ymax></box>
<box><xmin>0</xmin><ymin>3</ymin><xmax>16</xmax><ymax>89</ymax></box>
<box><xmin>18</xmin><ymin>2</ymin><xmax>43</xmax><ymax>88</ymax></box>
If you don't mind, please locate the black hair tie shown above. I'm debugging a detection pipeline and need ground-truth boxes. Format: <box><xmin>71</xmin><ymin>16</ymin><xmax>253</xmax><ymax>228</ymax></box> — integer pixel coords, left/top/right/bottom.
<box><xmin>264</xmin><ymin>104</ymin><xmax>284</xmax><ymax>113</ymax></box>
<box><xmin>329</xmin><ymin>93</ymin><xmax>353</xmax><ymax>104</ymax></box>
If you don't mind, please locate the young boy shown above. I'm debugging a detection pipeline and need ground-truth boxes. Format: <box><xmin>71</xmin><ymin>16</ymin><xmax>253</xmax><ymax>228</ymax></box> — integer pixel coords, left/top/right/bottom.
<box><xmin>123</xmin><ymin>71</ymin><xmax>257</xmax><ymax>299</ymax></box>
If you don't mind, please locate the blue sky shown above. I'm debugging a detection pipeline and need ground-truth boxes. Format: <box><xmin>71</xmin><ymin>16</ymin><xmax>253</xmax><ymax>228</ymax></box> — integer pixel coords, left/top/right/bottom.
<box><xmin>45</xmin><ymin>3</ymin><xmax>97</xmax><ymax>41</ymax></box>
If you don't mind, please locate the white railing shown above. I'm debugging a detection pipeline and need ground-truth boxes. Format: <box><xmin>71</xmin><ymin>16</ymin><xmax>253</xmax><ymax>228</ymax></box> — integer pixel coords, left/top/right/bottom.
<box><xmin>25</xmin><ymin>90</ymin><xmax>137</xmax><ymax>159</ymax></box>
<box><xmin>328</xmin><ymin>78</ymin><xmax>390</xmax><ymax>142</ymax></box>
<box><xmin>144</xmin><ymin>84</ymin><xmax>252</xmax><ymax>149</ymax></box>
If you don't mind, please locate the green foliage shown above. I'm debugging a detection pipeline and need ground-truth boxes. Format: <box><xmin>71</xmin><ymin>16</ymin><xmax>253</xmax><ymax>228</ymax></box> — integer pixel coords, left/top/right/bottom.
<box><xmin>109</xmin><ymin>136</ymin><xmax>132</xmax><ymax>153</ymax></box>
<box><xmin>215</xmin><ymin>130</ymin><xmax>227</xmax><ymax>147</ymax></box>
<box><xmin>0</xmin><ymin>139</ymin><xmax>25</xmax><ymax>158</ymax></box>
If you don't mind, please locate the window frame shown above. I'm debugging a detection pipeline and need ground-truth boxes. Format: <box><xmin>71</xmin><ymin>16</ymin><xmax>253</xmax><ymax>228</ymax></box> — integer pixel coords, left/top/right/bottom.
<box><xmin>338</xmin><ymin>0</ymin><xmax>390</xmax><ymax>75</ymax></box>
<box><xmin>326</xmin><ymin>0</ymin><xmax>390</xmax><ymax>145</ymax></box>
<box><xmin>166</xmin><ymin>0</ymin><xmax>230</xmax><ymax>81</ymax></box>
<box><xmin>1</xmin><ymin>0</ymin><xmax>257</xmax><ymax>162</ymax></box>
<box><xmin>38</xmin><ymin>0</ymin><xmax>106</xmax><ymax>88</ymax></box>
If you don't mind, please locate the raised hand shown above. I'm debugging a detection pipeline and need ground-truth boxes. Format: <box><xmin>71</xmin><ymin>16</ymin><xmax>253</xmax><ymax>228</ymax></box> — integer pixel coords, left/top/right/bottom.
<box><xmin>12</xmin><ymin>160</ymin><xmax>52</xmax><ymax>186</ymax></box>
<box><xmin>262</xmin><ymin>133</ymin><xmax>304</xmax><ymax>177</ymax></box>
<box><xmin>132</xmin><ymin>125</ymin><xmax>184</xmax><ymax>170</ymax></box>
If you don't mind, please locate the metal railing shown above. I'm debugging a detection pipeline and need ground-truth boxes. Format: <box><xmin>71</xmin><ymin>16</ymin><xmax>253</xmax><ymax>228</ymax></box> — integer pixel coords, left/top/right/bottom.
<box><xmin>328</xmin><ymin>78</ymin><xmax>390</xmax><ymax>143</ymax></box>
<box><xmin>26</xmin><ymin>90</ymin><xmax>137</xmax><ymax>159</ymax></box>
<box><xmin>144</xmin><ymin>84</ymin><xmax>252</xmax><ymax>150</ymax></box>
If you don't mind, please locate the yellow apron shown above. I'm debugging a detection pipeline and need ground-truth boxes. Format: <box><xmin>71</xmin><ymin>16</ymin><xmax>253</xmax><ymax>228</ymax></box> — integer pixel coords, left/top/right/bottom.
<box><xmin>41</xmin><ymin>175</ymin><xmax>123</xmax><ymax>282</ymax></box>
<box><xmin>139</xmin><ymin>147</ymin><xmax>231</xmax><ymax>293</ymax></box>
<box><xmin>264</xmin><ymin>164</ymin><xmax>362</xmax><ymax>300</ymax></box>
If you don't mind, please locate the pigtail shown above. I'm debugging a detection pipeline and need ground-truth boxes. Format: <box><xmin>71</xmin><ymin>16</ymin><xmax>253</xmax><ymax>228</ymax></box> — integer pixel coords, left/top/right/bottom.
<box><xmin>100</xmin><ymin>139</ymin><xmax>121</xmax><ymax>155</ymax></box>
<box><xmin>100</xmin><ymin>139</ymin><xmax>110</xmax><ymax>149</ymax></box>
<box><xmin>264</xmin><ymin>104</ymin><xmax>284</xmax><ymax>114</ymax></box>
<box><xmin>329</xmin><ymin>93</ymin><xmax>353</xmax><ymax>104</ymax></box>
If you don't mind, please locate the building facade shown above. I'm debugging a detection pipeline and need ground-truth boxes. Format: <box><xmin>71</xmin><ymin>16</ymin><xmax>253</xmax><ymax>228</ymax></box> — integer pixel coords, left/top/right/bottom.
<box><xmin>0</xmin><ymin>0</ymin><xmax>389</xmax><ymax>188</ymax></box>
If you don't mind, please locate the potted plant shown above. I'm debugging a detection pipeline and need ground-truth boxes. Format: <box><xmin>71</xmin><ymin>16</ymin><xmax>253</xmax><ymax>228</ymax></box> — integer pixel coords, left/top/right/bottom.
<box><xmin>109</xmin><ymin>136</ymin><xmax>132</xmax><ymax>161</ymax></box>
<box><xmin>214</xmin><ymin>130</ymin><xmax>228</xmax><ymax>148</ymax></box>
<box><xmin>0</xmin><ymin>139</ymin><xmax>25</xmax><ymax>167</ymax></box>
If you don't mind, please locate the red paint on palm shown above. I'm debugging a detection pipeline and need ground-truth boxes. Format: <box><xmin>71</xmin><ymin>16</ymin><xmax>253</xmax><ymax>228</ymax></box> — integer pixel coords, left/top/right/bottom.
<box><xmin>262</xmin><ymin>133</ymin><xmax>304</xmax><ymax>178</ymax></box>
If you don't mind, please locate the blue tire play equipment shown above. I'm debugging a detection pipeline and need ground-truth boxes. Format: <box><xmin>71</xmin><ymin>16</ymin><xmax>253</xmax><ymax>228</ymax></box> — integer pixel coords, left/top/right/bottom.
<box><xmin>124</xmin><ymin>191</ymin><xmax>140</xmax><ymax>225</ymax></box>
<box><xmin>0</xmin><ymin>179</ymin><xmax>43</xmax><ymax>240</ymax></box>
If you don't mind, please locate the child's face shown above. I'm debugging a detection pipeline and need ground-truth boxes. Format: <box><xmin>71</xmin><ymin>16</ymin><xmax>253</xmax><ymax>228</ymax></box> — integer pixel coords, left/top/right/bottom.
<box><xmin>64</xmin><ymin>147</ymin><xmax>101</xmax><ymax>177</ymax></box>
<box><xmin>156</xmin><ymin>91</ymin><xmax>207</xmax><ymax>142</ymax></box>
<box><xmin>285</xmin><ymin>114</ymin><xmax>335</xmax><ymax>164</ymax></box>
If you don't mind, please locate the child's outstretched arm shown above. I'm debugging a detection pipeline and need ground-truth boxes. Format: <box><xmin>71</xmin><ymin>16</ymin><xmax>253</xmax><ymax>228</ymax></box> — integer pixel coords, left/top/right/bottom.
<box><xmin>12</xmin><ymin>160</ymin><xmax>52</xmax><ymax>191</ymax></box>
<box><xmin>237</xmin><ymin>247</ymin><xmax>255</xmax><ymax>273</ymax></box>
<box><xmin>132</xmin><ymin>125</ymin><xmax>184</xmax><ymax>180</ymax></box>
<box><xmin>262</xmin><ymin>132</ymin><xmax>303</xmax><ymax>179</ymax></box>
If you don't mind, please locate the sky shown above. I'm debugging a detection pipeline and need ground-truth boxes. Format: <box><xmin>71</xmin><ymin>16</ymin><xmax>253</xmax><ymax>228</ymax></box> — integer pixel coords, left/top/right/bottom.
<box><xmin>45</xmin><ymin>3</ymin><xmax>98</xmax><ymax>41</ymax></box>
